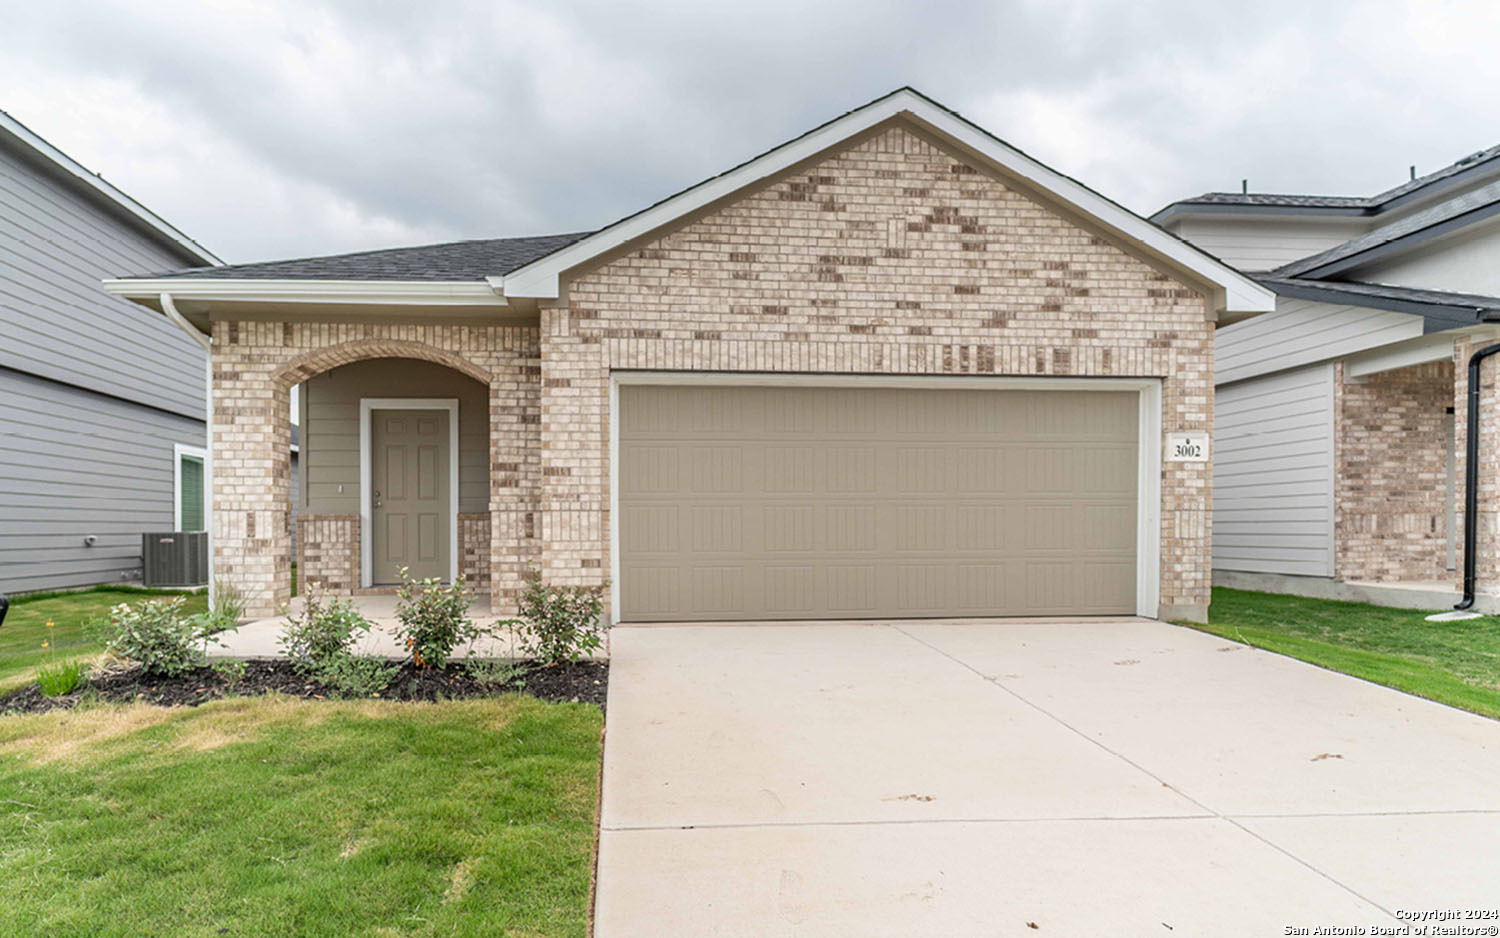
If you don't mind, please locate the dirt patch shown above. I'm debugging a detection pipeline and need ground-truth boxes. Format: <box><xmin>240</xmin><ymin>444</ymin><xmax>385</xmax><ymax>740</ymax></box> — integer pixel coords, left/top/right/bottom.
<box><xmin>0</xmin><ymin>659</ymin><xmax>608</xmax><ymax>715</ymax></box>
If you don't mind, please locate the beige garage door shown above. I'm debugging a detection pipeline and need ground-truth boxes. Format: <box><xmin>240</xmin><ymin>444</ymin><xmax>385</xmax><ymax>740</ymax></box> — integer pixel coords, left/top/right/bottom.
<box><xmin>618</xmin><ymin>384</ymin><xmax>1138</xmax><ymax>621</ymax></box>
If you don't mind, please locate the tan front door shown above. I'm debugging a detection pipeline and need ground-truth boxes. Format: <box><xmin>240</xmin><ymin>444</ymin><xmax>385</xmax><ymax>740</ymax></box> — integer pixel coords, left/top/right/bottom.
<box><xmin>371</xmin><ymin>409</ymin><xmax>450</xmax><ymax>584</ymax></box>
<box><xmin>618</xmin><ymin>385</ymin><xmax>1138</xmax><ymax>621</ymax></box>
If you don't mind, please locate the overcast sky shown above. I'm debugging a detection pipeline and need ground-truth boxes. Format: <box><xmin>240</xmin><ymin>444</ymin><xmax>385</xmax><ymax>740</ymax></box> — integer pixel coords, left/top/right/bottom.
<box><xmin>5</xmin><ymin>0</ymin><xmax>1499</xmax><ymax>266</ymax></box>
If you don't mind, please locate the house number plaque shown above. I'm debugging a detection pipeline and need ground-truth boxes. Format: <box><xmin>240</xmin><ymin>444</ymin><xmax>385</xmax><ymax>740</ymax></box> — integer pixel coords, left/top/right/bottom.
<box><xmin>1165</xmin><ymin>432</ymin><xmax>1209</xmax><ymax>462</ymax></box>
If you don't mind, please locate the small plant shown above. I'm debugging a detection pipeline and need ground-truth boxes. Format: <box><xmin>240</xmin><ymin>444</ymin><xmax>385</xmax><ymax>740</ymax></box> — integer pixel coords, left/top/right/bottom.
<box><xmin>37</xmin><ymin>660</ymin><xmax>85</xmax><ymax>697</ymax></box>
<box><xmin>393</xmin><ymin>569</ymin><xmax>485</xmax><ymax>668</ymax></box>
<box><xmin>465</xmin><ymin>656</ymin><xmax>524</xmax><ymax>689</ymax></box>
<box><xmin>103</xmin><ymin>598</ymin><xmax>212</xmax><ymax>677</ymax></box>
<box><xmin>211</xmin><ymin>658</ymin><xmax>249</xmax><ymax>692</ymax></box>
<box><xmin>205</xmin><ymin>579</ymin><xmax>248</xmax><ymax>632</ymax></box>
<box><xmin>311</xmin><ymin>655</ymin><xmax>399</xmax><ymax>698</ymax></box>
<box><xmin>279</xmin><ymin>587</ymin><xmax>373</xmax><ymax>673</ymax></box>
<box><xmin>514</xmin><ymin>572</ymin><xmax>607</xmax><ymax>664</ymax></box>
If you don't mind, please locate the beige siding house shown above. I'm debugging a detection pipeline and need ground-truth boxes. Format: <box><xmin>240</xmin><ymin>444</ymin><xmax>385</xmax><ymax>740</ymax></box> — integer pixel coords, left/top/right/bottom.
<box><xmin>105</xmin><ymin>89</ymin><xmax>1272</xmax><ymax>623</ymax></box>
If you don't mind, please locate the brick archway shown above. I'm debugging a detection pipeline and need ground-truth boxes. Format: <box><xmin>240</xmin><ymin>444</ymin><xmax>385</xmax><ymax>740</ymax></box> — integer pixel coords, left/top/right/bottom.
<box><xmin>272</xmin><ymin>338</ymin><xmax>494</xmax><ymax>392</ymax></box>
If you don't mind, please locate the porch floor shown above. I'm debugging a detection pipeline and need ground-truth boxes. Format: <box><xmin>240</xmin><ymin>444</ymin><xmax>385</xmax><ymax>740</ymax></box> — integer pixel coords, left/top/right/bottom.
<box><xmin>211</xmin><ymin>595</ymin><xmax>608</xmax><ymax>661</ymax></box>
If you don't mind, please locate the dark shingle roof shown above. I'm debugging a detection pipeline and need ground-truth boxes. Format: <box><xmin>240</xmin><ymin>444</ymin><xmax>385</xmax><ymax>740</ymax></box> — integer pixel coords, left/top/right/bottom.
<box><xmin>156</xmin><ymin>232</ymin><xmax>592</xmax><ymax>281</ymax></box>
<box><xmin>1273</xmin><ymin>178</ymin><xmax>1500</xmax><ymax>277</ymax></box>
<box><xmin>1172</xmin><ymin>192</ymin><xmax>1372</xmax><ymax>209</ymax></box>
<box><xmin>1259</xmin><ymin>275</ymin><xmax>1500</xmax><ymax>333</ymax></box>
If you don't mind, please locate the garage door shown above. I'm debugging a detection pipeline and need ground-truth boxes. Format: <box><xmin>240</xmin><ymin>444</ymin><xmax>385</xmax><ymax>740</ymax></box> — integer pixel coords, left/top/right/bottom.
<box><xmin>618</xmin><ymin>384</ymin><xmax>1138</xmax><ymax>621</ymax></box>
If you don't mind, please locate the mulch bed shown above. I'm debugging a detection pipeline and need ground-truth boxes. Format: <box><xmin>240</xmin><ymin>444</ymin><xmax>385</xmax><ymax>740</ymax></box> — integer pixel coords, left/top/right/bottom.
<box><xmin>0</xmin><ymin>659</ymin><xmax>608</xmax><ymax>715</ymax></box>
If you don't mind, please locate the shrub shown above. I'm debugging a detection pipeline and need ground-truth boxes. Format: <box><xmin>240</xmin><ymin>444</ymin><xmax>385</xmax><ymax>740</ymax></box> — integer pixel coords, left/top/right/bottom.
<box><xmin>465</xmin><ymin>657</ymin><xmax>523</xmax><ymax>689</ymax></box>
<box><xmin>37</xmin><ymin>660</ymin><xmax>85</xmax><ymax>697</ymax></box>
<box><xmin>103</xmin><ymin>598</ymin><xmax>211</xmax><ymax>677</ymax></box>
<box><xmin>311</xmin><ymin>655</ymin><xmax>399</xmax><ymax>698</ymax></box>
<box><xmin>514</xmin><ymin>573</ymin><xmax>607</xmax><ymax>664</ymax></box>
<box><xmin>279</xmin><ymin>588</ymin><xmax>373</xmax><ymax>673</ymax></box>
<box><xmin>393</xmin><ymin>569</ymin><xmax>485</xmax><ymax>668</ymax></box>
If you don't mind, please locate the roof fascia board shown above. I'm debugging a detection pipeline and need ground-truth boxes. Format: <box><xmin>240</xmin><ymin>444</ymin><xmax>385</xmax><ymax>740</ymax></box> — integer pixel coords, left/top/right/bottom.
<box><xmin>1294</xmin><ymin>200</ymin><xmax>1500</xmax><ymax>279</ymax></box>
<box><xmin>502</xmin><ymin>90</ymin><xmax>1273</xmax><ymax>315</ymax></box>
<box><xmin>102</xmin><ymin>278</ymin><xmax>508</xmax><ymax>307</ymax></box>
<box><xmin>0</xmin><ymin>110</ymin><xmax>222</xmax><ymax>267</ymax></box>
<box><xmin>1262</xmin><ymin>279</ymin><xmax>1486</xmax><ymax>333</ymax></box>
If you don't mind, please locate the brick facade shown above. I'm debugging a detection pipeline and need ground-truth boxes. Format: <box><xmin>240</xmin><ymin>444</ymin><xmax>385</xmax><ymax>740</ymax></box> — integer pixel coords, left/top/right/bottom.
<box><xmin>1334</xmin><ymin>361</ymin><xmax>1454</xmax><ymax>582</ymax></box>
<box><xmin>213</xmin><ymin>122</ymin><xmax>1219</xmax><ymax>620</ymax></box>
<box><xmin>539</xmin><ymin>125</ymin><xmax>1214</xmax><ymax>615</ymax></box>
<box><xmin>212</xmin><ymin>325</ymin><xmax>539</xmax><ymax>617</ymax></box>
<box><xmin>458</xmin><ymin>513</ymin><xmax>492</xmax><ymax>593</ymax></box>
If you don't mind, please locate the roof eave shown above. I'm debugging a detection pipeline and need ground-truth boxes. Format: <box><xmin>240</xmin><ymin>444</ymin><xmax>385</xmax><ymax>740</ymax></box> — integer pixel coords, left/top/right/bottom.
<box><xmin>502</xmin><ymin>88</ymin><xmax>1273</xmax><ymax>317</ymax></box>
<box><xmin>1259</xmin><ymin>277</ymin><xmax>1491</xmax><ymax>334</ymax></box>
<box><xmin>102</xmin><ymin>277</ymin><xmax>509</xmax><ymax>307</ymax></box>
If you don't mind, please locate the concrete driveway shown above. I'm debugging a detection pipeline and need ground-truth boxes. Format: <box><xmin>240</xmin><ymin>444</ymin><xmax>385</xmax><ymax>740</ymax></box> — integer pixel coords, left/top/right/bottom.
<box><xmin>593</xmin><ymin>618</ymin><xmax>1500</xmax><ymax>937</ymax></box>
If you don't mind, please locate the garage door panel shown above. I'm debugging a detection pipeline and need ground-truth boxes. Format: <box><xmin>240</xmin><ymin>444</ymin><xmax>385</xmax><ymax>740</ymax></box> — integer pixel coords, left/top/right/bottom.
<box><xmin>619</xmin><ymin>385</ymin><xmax>1138</xmax><ymax>621</ymax></box>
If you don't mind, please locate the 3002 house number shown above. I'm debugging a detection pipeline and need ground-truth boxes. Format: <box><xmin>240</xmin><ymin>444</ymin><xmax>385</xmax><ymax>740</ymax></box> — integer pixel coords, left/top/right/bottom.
<box><xmin>1166</xmin><ymin>432</ymin><xmax>1209</xmax><ymax>462</ymax></box>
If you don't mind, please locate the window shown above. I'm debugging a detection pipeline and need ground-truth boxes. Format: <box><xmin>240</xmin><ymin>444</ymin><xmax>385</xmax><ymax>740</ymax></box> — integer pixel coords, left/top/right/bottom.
<box><xmin>174</xmin><ymin>444</ymin><xmax>207</xmax><ymax>532</ymax></box>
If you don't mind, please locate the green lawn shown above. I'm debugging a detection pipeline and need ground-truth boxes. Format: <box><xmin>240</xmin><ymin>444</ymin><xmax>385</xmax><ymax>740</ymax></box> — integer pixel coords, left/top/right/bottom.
<box><xmin>1189</xmin><ymin>587</ymin><xmax>1500</xmax><ymax>720</ymax></box>
<box><xmin>0</xmin><ymin>587</ymin><xmax>208</xmax><ymax>697</ymax></box>
<box><xmin>0</xmin><ymin>694</ymin><xmax>602</xmax><ymax>937</ymax></box>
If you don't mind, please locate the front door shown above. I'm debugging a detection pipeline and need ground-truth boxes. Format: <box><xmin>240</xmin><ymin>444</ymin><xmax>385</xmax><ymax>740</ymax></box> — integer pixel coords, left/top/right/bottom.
<box><xmin>371</xmin><ymin>409</ymin><xmax>450</xmax><ymax>584</ymax></box>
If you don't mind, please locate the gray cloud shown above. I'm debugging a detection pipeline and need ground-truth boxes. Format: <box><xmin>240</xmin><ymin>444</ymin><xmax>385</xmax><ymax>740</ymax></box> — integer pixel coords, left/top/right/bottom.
<box><xmin>4</xmin><ymin>0</ymin><xmax>1498</xmax><ymax>264</ymax></box>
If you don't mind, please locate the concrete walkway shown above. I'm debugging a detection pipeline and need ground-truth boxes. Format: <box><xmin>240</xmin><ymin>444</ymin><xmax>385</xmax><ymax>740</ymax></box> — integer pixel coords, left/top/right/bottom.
<box><xmin>594</xmin><ymin>618</ymin><xmax>1500</xmax><ymax>937</ymax></box>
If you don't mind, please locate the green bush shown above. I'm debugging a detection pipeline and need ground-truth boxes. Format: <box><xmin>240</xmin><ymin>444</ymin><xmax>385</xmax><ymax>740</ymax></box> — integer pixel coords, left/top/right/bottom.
<box><xmin>514</xmin><ymin>573</ymin><xmax>606</xmax><ymax>664</ymax></box>
<box><xmin>103</xmin><ymin>598</ymin><xmax>211</xmax><ymax>677</ymax></box>
<box><xmin>205</xmin><ymin>579</ymin><xmax>248</xmax><ymax>631</ymax></box>
<box><xmin>465</xmin><ymin>657</ymin><xmax>523</xmax><ymax>689</ymax></box>
<box><xmin>37</xmin><ymin>660</ymin><xmax>85</xmax><ymax>697</ymax></box>
<box><xmin>279</xmin><ymin>587</ymin><xmax>373</xmax><ymax>672</ymax></box>
<box><xmin>310</xmin><ymin>654</ymin><xmax>399</xmax><ymax>698</ymax></box>
<box><xmin>393</xmin><ymin>570</ymin><xmax>485</xmax><ymax>668</ymax></box>
<box><xmin>210</xmin><ymin>658</ymin><xmax>248</xmax><ymax>692</ymax></box>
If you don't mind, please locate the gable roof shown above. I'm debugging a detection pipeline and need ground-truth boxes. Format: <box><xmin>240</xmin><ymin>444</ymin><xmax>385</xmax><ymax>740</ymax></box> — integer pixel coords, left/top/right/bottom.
<box><xmin>155</xmin><ymin>232</ymin><xmax>590</xmax><ymax>281</ymax></box>
<box><xmin>0</xmin><ymin>108</ymin><xmax>221</xmax><ymax>267</ymax></box>
<box><xmin>499</xmin><ymin>87</ymin><xmax>1272</xmax><ymax>317</ymax></box>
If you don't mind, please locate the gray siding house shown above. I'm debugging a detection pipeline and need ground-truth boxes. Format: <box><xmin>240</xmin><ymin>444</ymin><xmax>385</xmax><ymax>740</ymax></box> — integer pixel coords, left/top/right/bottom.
<box><xmin>0</xmin><ymin>108</ymin><xmax>222</xmax><ymax>593</ymax></box>
<box><xmin>1155</xmin><ymin>146</ymin><xmax>1500</xmax><ymax>609</ymax></box>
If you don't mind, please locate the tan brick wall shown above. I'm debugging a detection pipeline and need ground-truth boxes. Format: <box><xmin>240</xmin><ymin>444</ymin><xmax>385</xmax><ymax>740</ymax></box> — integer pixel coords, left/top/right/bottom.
<box><xmin>538</xmin><ymin>123</ymin><xmax>1214</xmax><ymax>614</ymax></box>
<box><xmin>298</xmin><ymin>515</ymin><xmax>360</xmax><ymax>594</ymax></box>
<box><xmin>211</xmin><ymin>324</ymin><xmax>540</xmax><ymax>617</ymax></box>
<box><xmin>1335</xmin><ymin>360</ymin><xmax>1453</xmax><ymax>582</ymax></box>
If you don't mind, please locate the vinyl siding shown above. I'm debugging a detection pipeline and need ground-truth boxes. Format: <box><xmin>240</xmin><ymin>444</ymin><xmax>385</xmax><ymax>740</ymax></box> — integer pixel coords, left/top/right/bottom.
<box><xmin>303</xmin><ymin>359</ymin><xmax>488</xmax><ymax>515</ymax></box>
<box><xmin>1212</xmin><ymin>364</ymin><xmax>1336</xmax><ymax>576</ymax></box>
<box><xmin>0</xmin><ymin>367</ymin><xmax>204</xmax><ymax>593</ymax></box>
<box><xmin>1215</xmin><ymin>296</ymin><xmax>1424</xmax><ymax>385</ymax></box>
<box><xmin>1167</xmin><ymin>217</ymin><xmax>1369</xmax><ymax>272</ymax></box>
<box><xmin>0</xmin><ymin>138</ymin><xmax>205</xmax><ymax>419</ymax></box>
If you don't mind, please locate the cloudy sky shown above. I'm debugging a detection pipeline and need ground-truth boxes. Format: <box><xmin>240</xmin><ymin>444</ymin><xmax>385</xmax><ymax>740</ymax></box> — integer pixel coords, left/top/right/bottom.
<box><xmin>5</xmin><ymin>0</ymin><xmax>1499</xmax><ymax>266</ymax></box>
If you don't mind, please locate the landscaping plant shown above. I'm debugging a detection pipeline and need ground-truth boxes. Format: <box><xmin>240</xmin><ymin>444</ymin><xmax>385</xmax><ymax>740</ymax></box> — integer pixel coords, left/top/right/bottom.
<box><xmin>205</xmin><ymin>578</ymin><xmax>248</xmax><ymax>631</ymax></box>
<box><xmin>36</xmin><ymin>660</ymin><xmax>85</xmax><ymax>697</ymax></box>
<box><xmin>393</xmin><ymin>569</ymin><xmax>485</xmax><ymax>668</ymax></box>
<box><xmin>514</xmin><ymin>572</ymin><xmax>607</xmax><ymax>664</ymax></box>
<box><xmin>312</xmin><ymin>653</ymin><xmax>400</xmax><ymax>698</ymax></box>
<box><xmin>210</xmin><ymin>658</ymin><xmax>249</xmax><ymax>692</ymax></box>
<box><xmin>279</xmin><ymin>587</ymin><xmax>374</xmax><ymax>671</ymax></box>
<box><xmin>103</xmin><ymin>597</ymin><xmax>214</xmax><ymax>677</ymax></box>
<box><xmin>465</xmin><ymin>656</ymin><xmax>523</xmax><ymax>689</ymax></box>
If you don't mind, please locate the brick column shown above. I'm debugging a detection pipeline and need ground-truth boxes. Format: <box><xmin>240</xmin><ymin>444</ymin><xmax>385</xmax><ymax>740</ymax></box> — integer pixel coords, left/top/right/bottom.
<box><xmin>489</xmin><ymin>330</ymin><xmax>543</xmax><ymax>612</ymax></box>
<box><xmin>537</xmin><ymin>306</ymin><xmax>609</xmax><ymax>590</ymax></box>
<box><xmin>211</xmin><ymin>324</ymin><xmax>292</xmax><ymax>618</ymax></box>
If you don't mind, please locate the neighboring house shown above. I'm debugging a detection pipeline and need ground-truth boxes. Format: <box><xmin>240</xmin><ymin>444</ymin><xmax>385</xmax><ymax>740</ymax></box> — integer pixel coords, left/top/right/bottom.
<box><xmin>1154</xmin><ymin>147</ymin><xmax>1500</xmax><ymax>609</ymax></box>
<box><xmin>105</xmin><ymin>88</ymin><xmax>1273</xmax><ymax>623</ymax></box>
<box><xmin>0</xmin><ymin>109</ymin><xmax>223</xmax><ymax>594</ymax></box>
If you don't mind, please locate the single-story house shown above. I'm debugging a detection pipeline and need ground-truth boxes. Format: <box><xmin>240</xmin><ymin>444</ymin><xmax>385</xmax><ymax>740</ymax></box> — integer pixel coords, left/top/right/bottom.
<box><xmin>1154</xmin><ymin>148</ymin><xmax>1500</xmax><ymax>609</ymax></box>
<box><xmin>104</xmin><ymin>88</ymin><xmax>1273</xmax><ymax>623</ymax></box>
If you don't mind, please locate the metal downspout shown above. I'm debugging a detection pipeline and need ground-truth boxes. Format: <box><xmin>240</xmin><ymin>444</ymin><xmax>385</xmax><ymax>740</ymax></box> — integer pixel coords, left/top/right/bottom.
<box><xmin>1457</xmin><ymin>342</ymin><xmax>1500</xmax><ymax>610</ymax></box>
<box><xmin>160</xmin><ymin>294</ymin><xmax>214</xmax><ymax>608</ymax></box>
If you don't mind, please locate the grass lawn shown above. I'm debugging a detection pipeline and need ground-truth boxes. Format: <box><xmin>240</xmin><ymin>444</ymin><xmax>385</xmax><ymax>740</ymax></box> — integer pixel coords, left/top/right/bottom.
<box><xmin>0</xmin><ymin>587</ymin><xmax>208</xmax><ymax>697</ymax></box>
<box><xmin>1189</xmin><ymin>587</ymin><xmax>1500</xmax><ymax>719</ymax></box>
<box><xmin>0</xmin><ymin>694</ymin><xmax>602</xmax><ymax>937</ymax></box>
